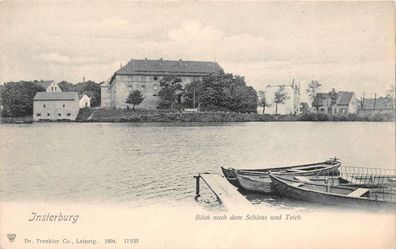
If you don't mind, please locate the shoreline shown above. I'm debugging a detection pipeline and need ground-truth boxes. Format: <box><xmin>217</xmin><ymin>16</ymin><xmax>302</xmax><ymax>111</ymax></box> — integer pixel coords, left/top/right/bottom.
<box><xmin>1</xmin><ymin>109</ymin><xmax>394</xmax><ymax>124</ymax></box>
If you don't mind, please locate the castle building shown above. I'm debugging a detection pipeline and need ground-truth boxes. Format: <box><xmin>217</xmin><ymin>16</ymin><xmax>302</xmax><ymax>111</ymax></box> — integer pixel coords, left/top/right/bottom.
<box><xmin>101</xmin><ymin>58</ymin><xmax>223</xmax><ymax>109</ymax></box>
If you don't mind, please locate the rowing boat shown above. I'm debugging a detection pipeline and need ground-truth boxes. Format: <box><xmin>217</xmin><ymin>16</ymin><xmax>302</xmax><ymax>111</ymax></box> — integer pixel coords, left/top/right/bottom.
<box><xmin>221</xmin><ymin>159</ymin><xmax>341</xmax><ymax>193</ymax></box>
<box><xmin>269</xmin><ymin>174</ymin><xmax>396</xmax><ymax>209</ymax></box>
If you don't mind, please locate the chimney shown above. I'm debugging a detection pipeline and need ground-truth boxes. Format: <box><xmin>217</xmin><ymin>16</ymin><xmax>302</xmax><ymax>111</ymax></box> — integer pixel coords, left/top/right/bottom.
<box><xmin>179</xmin><ymin>59</ymin><xmax>183</xmax><ymax>66</ymax></box>
<box><xmin>83</xmin><ymin>77</ymin><xmax>85</xmax><ymax>83</ymax></box>
<box><xmin>144</xmin><ymin>58</ymin><xmax>148</xmax><ymax>67</ymax></box>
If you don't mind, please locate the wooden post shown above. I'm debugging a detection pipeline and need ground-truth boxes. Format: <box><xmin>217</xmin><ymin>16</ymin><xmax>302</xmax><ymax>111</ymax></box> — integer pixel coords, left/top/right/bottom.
<box><xmin>326</xmin><ymin>180</ymin><xmax>331</xmax><ymax>193</ymax></box>
<box><xmin>194</xmin><ymin>175</ymin><xmax>200</xmax><ymax>197</ymax></box>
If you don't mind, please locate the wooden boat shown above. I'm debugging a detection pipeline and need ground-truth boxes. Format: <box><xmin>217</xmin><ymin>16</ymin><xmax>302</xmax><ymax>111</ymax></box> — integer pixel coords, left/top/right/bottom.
<box><xmin>279</xmin><ymin>174</ymin><xmax>396</xmax><ymax>188</ymax></box>
<box><xmin>269</xmin><ymin>174</ymin><xmax>396</xmax><ymax>209</ymax></box>
<box><xmin>221</xmin><ymin>159</ymin><xmax>341</xmax><ymax>192</ymax></box>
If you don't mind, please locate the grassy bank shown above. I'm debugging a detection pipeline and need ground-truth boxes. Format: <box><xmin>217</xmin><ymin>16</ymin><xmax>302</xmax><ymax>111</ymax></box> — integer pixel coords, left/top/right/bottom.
<box><xmin>0</xmin><ymin>116</ymin><xmax>33</xmax><ymax>124</ymax></box>
<box><xmin>77</xmin><ymin>109</ymin><xmax>395</xmax><ymax>122</ymax></box>
<box><xmin>1</xmin><ymin>109</ymin><xmax>394</xmax><ymax>124</ymax></box>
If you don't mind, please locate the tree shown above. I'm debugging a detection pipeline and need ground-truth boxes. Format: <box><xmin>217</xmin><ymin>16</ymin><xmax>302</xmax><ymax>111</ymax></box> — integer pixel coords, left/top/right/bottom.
<box><xmin>258</xmin><ymin>92</ymin><xmax>271</xmax><ymax>114</ymax></box>
<box><xmin>199</xmin><ymin>73</ymin><xmax>258</xmax><ymax>113</ymax></box>
<box><xmin>158</xmin><ymin>76</ymin><xmax>183</xmax><ymax>109</ymax></box>
<box><xmin>386</xmin><ymin>85</ymin><xmax>395</xmax><ymax>109</ymax></box>
<box><xmin>126</xmin><ymin>90</ymin><xmax>144</xmax><ymax>110</ymax></box>
<box><xmin>183</xmin><ymin>79</ymin><xmax>203</xmax><ymax>108</ymax></box>
<box><xmin>274</xmin><ymin>85</ymin><xmax>289</xmax><ymax>114</ymax></box>
<box><xmin>306</xmin><ymin>80</ymin><xmax>321</xmax><ymax>103</ymax></box>
<box><xmin>328</xmin><ymin>88</ymin><xmax>338</xmax><ymax>114</ymax></box>
<box><xmin>0</xmin><ymin>81</ymin><xmax>45</xmax><ymax>117</ymax></box>
<box><xmin>58</xmin><ymin>80</ymin><xmax>102</xmax><ymax>107</ymax></box>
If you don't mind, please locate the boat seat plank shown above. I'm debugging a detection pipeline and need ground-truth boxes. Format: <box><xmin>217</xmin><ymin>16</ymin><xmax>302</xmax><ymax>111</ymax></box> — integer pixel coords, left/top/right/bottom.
<box><xmin>290</xmin><ymin>182</ymin><xmax>304</xmax><ymax>187</ymax></box>
<box><xmin>340</xmin><ymin>175</ymin><xmax>363</xmax><ymax>184</ymax></box>
<box><xmin>294</xmin><ymin>176</ymin><xmax>312</xmax><ymax>182</ymax></box>
<box><xmin>347</xmin><ymin>188</ymin><xmax>369</xmax><ymax>197</ymax></box>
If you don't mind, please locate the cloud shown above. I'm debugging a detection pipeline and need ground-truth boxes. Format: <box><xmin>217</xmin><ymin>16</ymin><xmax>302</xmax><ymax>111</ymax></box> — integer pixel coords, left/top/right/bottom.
<box><xmin>36</xmin><ymin>53</ymin><xmax>71</xmax><ymax>64</ymax></box>
<box><xmin>35</xmin><ymin>53</ymin><xmax>112</xmax><ymax>65</ymax></box>
<box><xmin>168</xmin><ymin>20</ymin><xmax>223</xmax><ymax>44</ymax></box>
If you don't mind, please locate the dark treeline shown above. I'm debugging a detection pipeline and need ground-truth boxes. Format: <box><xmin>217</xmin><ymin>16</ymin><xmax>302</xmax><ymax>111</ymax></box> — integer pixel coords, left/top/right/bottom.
<box><xmin>157</xmin><ymin>73</ymin><xmax>258</xmax><ymax>113</ymax></box>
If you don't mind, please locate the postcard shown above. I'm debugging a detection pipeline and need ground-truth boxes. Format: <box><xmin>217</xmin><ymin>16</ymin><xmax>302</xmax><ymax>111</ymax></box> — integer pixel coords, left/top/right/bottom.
<box><xmin>0</xmin><ymin>1</ymin><xmax>395</xmax><ymax>249</ymax></box>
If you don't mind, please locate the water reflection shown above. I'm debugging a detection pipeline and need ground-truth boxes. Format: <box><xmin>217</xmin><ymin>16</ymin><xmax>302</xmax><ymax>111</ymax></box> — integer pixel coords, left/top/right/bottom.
<box><xmin>0</xmin><ymin>122</ymin><xmax>394</xmax><ymax>211</ymax></box>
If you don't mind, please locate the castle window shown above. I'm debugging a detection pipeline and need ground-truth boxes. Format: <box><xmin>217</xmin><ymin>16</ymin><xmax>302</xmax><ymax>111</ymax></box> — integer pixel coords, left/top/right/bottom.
<box><xmin>141</xmin><ymin>85</ymin><xmax>146</xmax><ymax>89</ymax></box>
<box><xmin>154</xmin><ymin>76</ymin><xmax>158</xmax><ymax>80</ymax></box>
<box><xmin>67</xmin><ymin>113</ymin><xmax>71</xmax><ymax>116</ymax></box>
<box><xmin>36</xmin><ymin>113</ymin><xmax>41</xmax><ymax>117</ymax></box>
<box><xmin>47</xmin><ymin>113</ymin><xmax>50</xmax><ymax>116</ymax></box>
<box><xmin>43</xmin><ymin>104</ymin><xmax>46</xmax><ymax>108</ymax></box>
<box><xmin>63</xmin><ymin>104</ymin><xmax>65</xmax><ymax>108</ymax></box>
<box><xmin>58</xmin><ymin>113</ymin><xmax>61</xmax><ymax>117</ymax></box>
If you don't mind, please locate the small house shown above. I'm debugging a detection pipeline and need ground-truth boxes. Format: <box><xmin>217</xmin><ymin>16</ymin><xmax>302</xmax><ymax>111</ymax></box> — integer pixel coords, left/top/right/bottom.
<box><xmin>312</xmin><ymin>93</ymin><xmax>331</xmax><ymax>113</ymax></box>
<box><xmin>35</xmin><ymin>80</ymin><xmax>62</xmax><ymax>92</ymax></box>
<box><xmin>332</xmin><ymin>91</ymin><xmax>358</xmax><ymax>114</ymax></box>
<box><xmin>79</xmin><ymin>94</ymin><xmax>91</xmax><ymax>108</ymax></box>
<box><xmin>360</xmin><ymin>97</ymin><xmax>395</xmax><ymax>114</ymax></box>
<box><xmin>33</xmin><ymin>92</ymin><xmax>79</xmax><ymax>121</ymax></box>
<box><xmin>313</xmin><ymin>91</ymin><xmax>358</xmax><ymax>114</ymax></box>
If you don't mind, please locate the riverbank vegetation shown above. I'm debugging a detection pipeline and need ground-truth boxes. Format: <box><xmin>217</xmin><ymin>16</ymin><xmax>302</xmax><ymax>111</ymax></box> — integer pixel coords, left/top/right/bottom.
<box><xmin>75</xmin><ymin>109</ymin><xmax>394</xmax><ymax>123</ymax></box>
<box><xmin>1</xmin><ymin>109</ymin><xmax>393</xmax><ymax>124</ymax></box>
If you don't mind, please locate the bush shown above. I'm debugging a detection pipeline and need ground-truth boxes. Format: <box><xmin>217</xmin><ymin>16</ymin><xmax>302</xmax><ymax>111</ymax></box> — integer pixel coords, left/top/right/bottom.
<box><xmin>1</xmin><ymin>81</ymin><xmax>45</xmax><ymax>117</ymax></box>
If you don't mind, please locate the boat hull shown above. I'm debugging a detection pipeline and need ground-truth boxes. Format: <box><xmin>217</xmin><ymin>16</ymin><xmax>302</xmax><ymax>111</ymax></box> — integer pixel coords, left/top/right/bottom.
<box><xmin>221</xmin><ymin>159</ymin><xmax>341</xmax><ymax>190</ymax></box>
<box><xmin>235</xmin><ymin>163</ymin><xmax>341</xmax><ymax>194</ymax></box>
<box><xmin>270</xmin><ymin>174</ymin><xmax>396</xmax><ymax>209</ymax></box>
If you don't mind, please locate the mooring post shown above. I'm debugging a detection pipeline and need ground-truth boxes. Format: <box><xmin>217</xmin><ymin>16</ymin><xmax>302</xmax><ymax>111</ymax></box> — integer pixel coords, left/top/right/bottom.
<box><xmin>326</xmin><ymin>180</ymin><xmax>331</xmax><ymax>193</ymax></box>
<box><xmin>194</xmin><ymin>175</ymin><xmax>200</xmax><ymax>197</ymax></box>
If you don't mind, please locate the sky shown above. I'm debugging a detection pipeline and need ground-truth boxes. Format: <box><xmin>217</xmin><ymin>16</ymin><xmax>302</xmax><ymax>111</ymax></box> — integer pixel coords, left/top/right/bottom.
<box><xmin>0</xmin><ymin>1</ymin><xmax>394</xmax><ymax>99</ymax></box>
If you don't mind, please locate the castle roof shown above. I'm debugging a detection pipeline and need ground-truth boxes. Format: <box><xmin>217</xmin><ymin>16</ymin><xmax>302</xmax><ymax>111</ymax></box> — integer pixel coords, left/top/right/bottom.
<box><xmin>115</xmin><ymin>58</ymin><xmax>223</xmax><ymax>76</ymax></box>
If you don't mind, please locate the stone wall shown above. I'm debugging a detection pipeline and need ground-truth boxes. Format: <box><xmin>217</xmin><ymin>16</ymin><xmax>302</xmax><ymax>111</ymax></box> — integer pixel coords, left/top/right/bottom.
<box><xmin>101</xmin><ymin>85</ymin><xmax>111</xmax><ymax>108</ymax></box>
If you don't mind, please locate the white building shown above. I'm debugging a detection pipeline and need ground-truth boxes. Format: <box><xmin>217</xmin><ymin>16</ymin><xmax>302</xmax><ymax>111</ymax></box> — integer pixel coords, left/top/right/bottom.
<box><xmin>100</xmin><ymin>78</ymin><xmax>111</xmax><ymax>108</ymax></box>
<box><xmin>261</xmin><ymin>83</ymin><xmax>300</xmax><ymax>115</ymax></box>
<box><xmin>33</xmin><ymin>92</ymin><xmax>80</xmax><ymax>121</ymax></box>
<box><xmin>35</xmin><ymin>80</ymin><xmax>62</xmax><ymax>92</ymax></box>
<box><xmin>101</xmin><ymin>58</ymin><xmax>223</xmax><ymax>109</ymax></box>
<box><xmin>79</xmin><ymin>94</ymin><xmax>91</xmax><ymax>108</ymax></box>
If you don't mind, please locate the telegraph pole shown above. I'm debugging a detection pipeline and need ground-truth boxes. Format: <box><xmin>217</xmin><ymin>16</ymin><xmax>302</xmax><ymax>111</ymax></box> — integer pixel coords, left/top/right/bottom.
<box><xmin>193</xmin><ymin>90</ymin><xmax>196</xmax><ymax>109</ymax></box>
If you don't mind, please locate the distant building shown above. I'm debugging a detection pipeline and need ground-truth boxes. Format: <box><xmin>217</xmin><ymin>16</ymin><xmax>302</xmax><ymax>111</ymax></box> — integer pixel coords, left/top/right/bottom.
<box><xmin>33</xmin><ymin>92</ymin><xmax>79</xmax><ymax>121</ymax></box>
<box><xmin>35</xmin><ymin>80</ymin><xmax>62</xmax><ymax>92</ymax></box>
<box><xmin>261</xmin><ymin>82</ymin><xmax>300</xmax><ymax>115</ymax></box>
<box><xmin>79</xmin><ymin>94</ymin><xmax>91</xmax><ymax>108</ymax></box>
<box><xmin>313</xmin><ymin>91</ymin><xmax>358</xmax><ymax>114</ymax></box>
<box><xmin>312</xmin><ymin>93</ymin><xmax>331</xmax><ymax>113</ymax></box>
<box><xmin>102</xmin><ymin>58</ymin><xmax>223</xmax><ymax>109</ymax></box>
<box><xmin>100</xmin><ymin>79</ymin><xmax>111</xmax><ymax>108</ymax></box>
<box><xmin>333</xmin><ymin>91</ymin><xmax>358</xmax><ymax>114</ymax></box>
<box><xmin>360</xmin><ymin>97</ymin><xmax>395</xmax><ymax>114</ymax></box>
<box><xmin>299</xmin><ymin>102</ymin><xmax>310</xmax><ymax>114</ymax></box>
